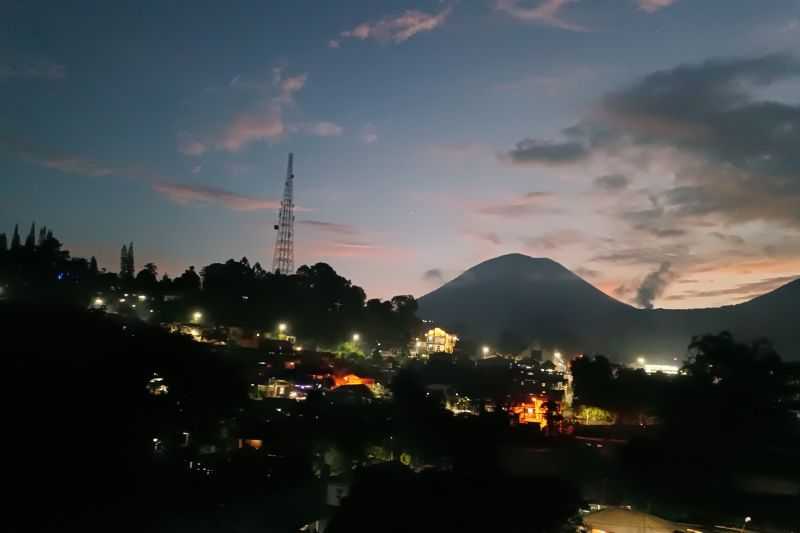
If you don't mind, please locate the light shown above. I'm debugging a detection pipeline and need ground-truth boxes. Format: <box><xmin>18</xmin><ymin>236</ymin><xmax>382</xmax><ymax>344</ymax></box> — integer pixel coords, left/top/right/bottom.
<box><xmin>352</xmin><ymin>333</ymin><xmax>360</xmax><ymax>342</ymax></box>
<box><xmin>149</xmin><ymin>309</ymin><xmax>154</xmax><ymax>313</ymax></box>
<box><xmin>278</xmin><ymin>323</ymin><xmax>287</xmax><ymax>333</ymax></box>
<box><xmin>554</xmin><ymin>351</ymin><xmax>562</xmax><ymax>359</ymax></box>
<box><xmin>636</xmin><ymin>356</ymin><xmax>646</xmax><ymax>365</ymax></box>
<box><xmin>192</xmin><ymin>311</ymin><xmax>203</xmax><ymax>322</ymax></box>
<box><xmin>295</xmin><ymin>346</ymin><xmax>303</xmax><ymax>351</ymax></box>
<box><xmin>94</xmin><ymin>298</ymin><xmax>104</xmax><ymax>306</ymax></box>
<box><xmin>744</xmin><ymin>517</ymin><xmax>751</xmax><ymax>524</ymax></box>
<box><xmin>138</xmin><ymin>295</ymin><xmax>146</xmax><ymax>301</ymax></box>
<box><xmin>131</xmin><ymin>304</ymin><xmax>136</xmax><ymax>308</ymax></box>
<box><xmin>119</xmin><ymin>298</ymin><xmax>126</xmax><ymax>303</ymax></box>
<box><xmin>482</xmin><ymin>346</ymin><xmax>490</xmax><ymax>356</ymax></box>
<box><xmin>415</xmin><ymin>341</ymin><xmax>422</xmax><ymax>348</ymax></box>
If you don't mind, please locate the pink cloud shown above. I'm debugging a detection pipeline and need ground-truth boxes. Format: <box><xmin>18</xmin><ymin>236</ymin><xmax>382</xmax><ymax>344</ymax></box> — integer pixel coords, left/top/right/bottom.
<box><xmin>637</xmin><ymin>0</ymin><xmax>678</xmax><ymax>13</ymax></box>
<box><xmin>152</xmin><ymin>183</ymin><xmax>282</xmax><ymax>211</ymax></box>
<box><xmin>494</xmin><ymin>0</ymin><xmax>587</xmax><ymax>32</ymax></box>
<box><xmin>337</xmin><ymin>5</ymin><xmax>452</xmax><ymax>45</ymax></box>
<box><xmin>219</xmin><ymin>105</ymin><xmax>285</xmax><ymax>151</ymax></box>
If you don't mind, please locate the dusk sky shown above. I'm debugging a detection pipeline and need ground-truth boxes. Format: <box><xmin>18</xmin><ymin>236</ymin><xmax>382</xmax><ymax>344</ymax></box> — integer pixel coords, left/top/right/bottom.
<box><xmin>2</xmin><ymin>0</ymin><xmax>800</xmax><ymax>308</ymax></box>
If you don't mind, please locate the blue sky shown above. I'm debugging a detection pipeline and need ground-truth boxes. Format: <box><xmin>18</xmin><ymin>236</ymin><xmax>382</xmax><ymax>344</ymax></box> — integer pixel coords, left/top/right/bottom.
<box><xmin>2</xmin><ymin>0</ymin><xmax>800</xmax><ymax>307</ymax></box>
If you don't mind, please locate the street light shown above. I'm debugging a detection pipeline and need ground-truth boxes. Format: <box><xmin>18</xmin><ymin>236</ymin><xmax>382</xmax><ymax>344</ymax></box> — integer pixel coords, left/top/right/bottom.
<box><xmin>192</xmin><ymin>311</ymin><xmax>203</xmax><ymax>323</ymax></box>
<box><xmin>636</xmin><ymin>356</ymin><xmax>646</xmax><ymax>366</ymax></box>
<box><xmin>278</xmin><ymin>323</ymin><xmax>287</xmax><ymax>333</ymax></box>
<box><xmin>554</xmin><ymin>351</ymin><xmax>562</xmax><ymax>360</ymax></box>
<box><xmin>352</xmin><ymin>333</ymin><xmax>360</xmax><ymax>342</ymax></box>
<box><xmin>740</xmin><ymin>517</ymin><xmax>751</xmax><ymax>533</ymax></box>
<box><xmin>482</xmin><ymin>346</ymin><xmax>490</xmax><ymax>357</ymax></box>
<box><xmin>94</xmin><ymin>297</ymin><xmax>104</xmax><ymax>306</ymax></box>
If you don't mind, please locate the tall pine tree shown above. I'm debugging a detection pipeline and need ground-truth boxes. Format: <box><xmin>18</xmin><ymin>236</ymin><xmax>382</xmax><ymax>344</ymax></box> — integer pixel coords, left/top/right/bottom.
<box><xmin>38</xmin><ymin>226</ymin><xmax>47</xmax><ymax>247</ymax></box>
<box><xmin>128</xmin><ymin>242</ymin><xmax>135</xmax><ymax>277</ymax></box>
<box><xmin>11</xmin><ymin>224</ymin><xmax>21</xmax><ymax>250</ymax></box>
<box><xmin>89</xmin><ymin>256</ymin><xmax>99</xmax><ymax>275</ymax></box>
<box><xmin>24</xmin><ymin>222</ymin><xmax>36</xmax><ymax>249</ymax></box>
<box><xmin>120</xmin><ymin>244</ymin><xmax>129</xmax><ymax>278</ymax></box>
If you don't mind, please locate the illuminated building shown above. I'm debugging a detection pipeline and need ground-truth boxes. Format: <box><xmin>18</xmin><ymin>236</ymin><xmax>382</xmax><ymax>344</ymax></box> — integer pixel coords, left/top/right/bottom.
<box><xmin>643</xmin><ymin>363</ymin><xmax>680</xmax><ymax>375</ymax></box>
<box><xmin>332</xmin><ymin>373</ymin><xmax>375</xmax><ymax>388</ymax></box>
<box><xmin>414</xmin><ymin>327</ymin><xmax>458</xmax><ymax>356</ymax></box>
<box><xmin>511</xmin><ymin>394</ymin><xmax>560</xmax><ymax>428</ymax></box>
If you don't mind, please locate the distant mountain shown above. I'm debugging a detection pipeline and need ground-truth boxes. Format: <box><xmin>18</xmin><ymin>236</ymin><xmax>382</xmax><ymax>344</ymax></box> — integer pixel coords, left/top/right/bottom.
<box><xmin>417</xmin><ymin>254</ymin><xmax>800</xmax><ymax>360</ymax></box>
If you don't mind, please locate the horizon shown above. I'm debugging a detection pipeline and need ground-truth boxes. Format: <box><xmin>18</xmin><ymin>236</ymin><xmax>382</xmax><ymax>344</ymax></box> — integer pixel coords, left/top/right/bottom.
<box><xmin>3</xmin><ymin>1</ymin><xmax>800</xmax><ymax>308</ymax></box>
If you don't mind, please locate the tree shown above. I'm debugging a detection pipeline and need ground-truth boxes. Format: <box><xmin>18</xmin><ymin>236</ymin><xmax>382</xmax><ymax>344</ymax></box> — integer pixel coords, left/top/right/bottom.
<box><xmin>0</xmin><ymin>233</ymin><xmax>7</xmax><ymax>253</ymax></box>
<box><xmin>89</xmin><ymin>256</ymin><xmax>99</xmax><ymax>275</ymax></box>
<box><xmin>174</xmin><ymin>266</ymin><xmax>201</xmax><ymax>291</ymax></box>
<box><xmin>120</xmin><ymin>245</ymin><xmax>129</xmax><ymax>278</ymax></box>
<box><xmin>24</xmin><ymin>222</ymin><xmax>36</xmax><ymax>249</ymax></box>
<box><xmin>136</xmin><ymin>263</ymin><xmax>158</xmax><ymax>290</ymax></box>
<box><xmin>127</xmin><ymin>242</ymin><xmax>135</xmax><ymax>276</ymax></box>
<box><xmin>38</xmin><ymin>226</ymin><xmax>47</xmax><ymax>247</ymax></box>
<box><xmin>11</xmin><ymin>224</ymin><xmax>21</xmax><ymax>250</ymax></box>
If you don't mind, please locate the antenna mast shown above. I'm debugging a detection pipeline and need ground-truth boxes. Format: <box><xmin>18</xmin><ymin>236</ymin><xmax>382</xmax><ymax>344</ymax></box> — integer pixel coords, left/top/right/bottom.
<box><xmin>272</xmin><ymin>153</ymin><xmax>295</xmax><ymax>275</ymax></box>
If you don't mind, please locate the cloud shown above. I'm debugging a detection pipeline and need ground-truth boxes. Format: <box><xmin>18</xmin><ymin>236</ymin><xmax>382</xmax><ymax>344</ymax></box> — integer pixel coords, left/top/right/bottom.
<box><xmin>593</xmin><ymin>174</ymin><xmax>630</xmax><ymax>192</ymax></box>
<box><xmin>636</xmin><ymin>0</ymin><xmax>678</xmax><ymax>13</ymax></box>
<box><xmin>336</xmin><ymin>5</ymin><xmax>452</xmax><ymax>45</ymax></box>
<box><xmin>298</xmin><ymin>220</ymin><xmax>357</xmax><ymax>235</ymax></box>
<box><xmin>361</xmin><ymin>124</ymin><xmax>378</xmax><ymax>144</ymax></box>
<box><xmin>178</xmin><ymin>69</ymin><xmax>324</xmax><ymax>155</ymax></box>
<box><xmin>293</xmin><ymin>121</ymin><xmax>343</xmax><ymax>137</ymax></box>
<box><xmin>504</xmin><ymin>53</ymin><xmax>800</xmax><ymax>230</ymax></box>
<box><xmin>592</xmin><ymin>243</ymin><xmax>689</xmax><ymax>266</ymax></box>
<box><xmin>151</xmin><ymin>183</ymin><xmax>281</xmax><ymax>211</ymax></box>
<box><xmin>218</xmin><ymin>105</ymin><xmax>285</xmax><ymax>151</ymax></box>
<box><xmin>575</xmin><ymin>266</ymin><xmax>600</xmax><ymax>279</ymax></box>
<box><xmin>522</xmin><ymin>229</ymin><xmax>584</xmax><ymax>251</ymax></box>
<box><xmin>494</xmin><ymin>0</ymin><xmax>586</xmax><ymax>32</ymax></box>
<box><xmin>464</xmin><ymin>230</ymin><xmax>503</xmax><ymax>245</ymax></box>
<box><xmin>504</xmin><ymin>138</ymin><xmax>589</xmax><ymax>165</ymax></box>
<box><xmin>0</xmin><ymin>58</ymin><xmax>65</xmax><ymax>81</ymax></box>
<box><xmin>477</xmin><ymin>191</ymin><xmax>562</xmax><ymax>218</ymax></box>
<box><xmin>666</xmin><ymin>275</ymin><xmax>798</xmax><ymax>302</ymax></box>
<box><xmin>636</xmin><ymin>261</ymin><xmax>674</xmax><ymax>309</ymax></box>
<box><xmin>423</xmin><ymin>268</ymin><xmax>445</xmax><ymax>284</ymax></box>
<box><xmin>711</xmin><ymin>232</ymin><xmax>745</xmax><ymax>245</ymax></box>
<box><xmin>1</xmin><ymin>135</ymin><xmax>281</xmax><ymax>213</ymax></box>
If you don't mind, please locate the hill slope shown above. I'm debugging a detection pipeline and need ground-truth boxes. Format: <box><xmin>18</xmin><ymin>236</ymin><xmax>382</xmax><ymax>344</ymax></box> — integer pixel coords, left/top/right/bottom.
<box><xmin>417</xmin><ymin>254</ymin><xmax>800</xmax><ymax>360</ymax></box>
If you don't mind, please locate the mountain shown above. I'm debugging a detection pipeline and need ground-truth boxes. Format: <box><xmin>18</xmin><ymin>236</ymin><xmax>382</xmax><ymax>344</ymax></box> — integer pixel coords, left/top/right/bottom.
<box><xmin>417</xmin><ymin>254</ymin><xmax>800</xmax><ymax>360</ymax></box>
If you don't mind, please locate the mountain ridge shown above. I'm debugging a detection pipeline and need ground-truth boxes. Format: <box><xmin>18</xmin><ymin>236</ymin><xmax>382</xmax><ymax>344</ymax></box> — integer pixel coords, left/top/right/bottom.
<box><xmin>417</xmin><ymin>253</ymin><xmax>800</xmax><ymax>360</ymax></box>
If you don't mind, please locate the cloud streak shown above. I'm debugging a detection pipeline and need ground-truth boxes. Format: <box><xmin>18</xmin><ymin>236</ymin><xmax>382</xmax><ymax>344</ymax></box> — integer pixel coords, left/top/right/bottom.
<box><xmin>332</xmin><ymin>5</ymin><xmax>452</xmax><ymax>46</ymax></box>
<box><xmin>152</xmin><ymin>183</ymin><xmax>281</xmax><ymax>211</ymax></box>
<box><xmin>476</xmin><ymin>191</ymin><xmax>562</xmax><ymax>218</ymax></box>
<box><xmin>494</xmin><ymin>0</ymin><xmax>586</xmax><ymax>31</ymax></box>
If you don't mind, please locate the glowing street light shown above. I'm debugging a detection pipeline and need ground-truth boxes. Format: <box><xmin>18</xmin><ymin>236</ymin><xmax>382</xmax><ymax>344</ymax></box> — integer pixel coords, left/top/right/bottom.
<box><xmin>94</xmin><ymin>297</ymin><xmax>105</xmax><ymax>306</ymax></box>
<box><xmin>352</xmin><ymin>333</ymin><xmax>361</xmax><ymax>342</ymax></box>
<box><xmin>192</xmin><ymin>311</ymin><xmax>203</xmax><ymax>323</ymax></box>
<box><xmin>482</xmin><ymin>346</ymin><xmax>490</xmax><ymax>357</ymax></box>
<box><xmin>138</xmin><ymin>294</ymin><xmax>146</xmax><ymax>301</ymax></box>
<box><xmin>740</xmin><ymin>517</ymin><xmax>752</xmax><ymax>533</ymax></box>
<box><xmin>554</xmin><ymin>351</ymin><xmax>562</xmax><ymax>360</ymax></box>
<box><xmin>636</xmin><ymin>356</ymin><xmax>646</xmax><ymax>366</ymax></box>
<box><xmin>278</xmin><ymin>323</ymin><xmax>287</xmax><ymax>333</ymax></box>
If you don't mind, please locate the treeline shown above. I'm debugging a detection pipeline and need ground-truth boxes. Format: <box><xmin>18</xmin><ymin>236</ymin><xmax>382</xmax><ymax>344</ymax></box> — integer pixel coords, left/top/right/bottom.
<box><xmin>0</xmin><ymin>223</ymin><xmax>421</xmax><ymax>351</ymax></box>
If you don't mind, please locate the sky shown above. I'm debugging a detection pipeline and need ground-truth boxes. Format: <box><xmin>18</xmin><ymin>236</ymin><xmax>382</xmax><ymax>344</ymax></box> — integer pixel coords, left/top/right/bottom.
<box><xmin>2</xmin><ymin>0</ymin><xmax>800</xmax><ymax>308</ymax></box>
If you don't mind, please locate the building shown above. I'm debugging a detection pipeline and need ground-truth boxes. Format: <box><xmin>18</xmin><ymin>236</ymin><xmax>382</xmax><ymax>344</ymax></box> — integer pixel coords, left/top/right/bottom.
<box><xmin>413</xmin><ymin>327</ymin><xmax>458</xmax><ymax>356</ymax></box>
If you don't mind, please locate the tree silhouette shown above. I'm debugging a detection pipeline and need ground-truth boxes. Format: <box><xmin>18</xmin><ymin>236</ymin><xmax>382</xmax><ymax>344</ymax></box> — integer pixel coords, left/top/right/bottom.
<box><xmin>120</xmin><ymin>244</ymin><xmax>129</xmax><ymax>278</ymax></box>
<box><xmin>0</xmin><ymin>233</ymin><xmax>7</xmax><ymax>253</ymax></box>
<box><xmin>89</xmin><ymin>256</ymin><xmax>98</xmax><ymax>275</ymax></box>
<box><xmin>24</xmin><ymin>222</ymin><xmax>36</xmax><ymax>249</ymax></box>
<box><xmin>10</xmin><ymin>224</ymin><xmax>20</xmax><ymax>250</ymax></box>
<box><xmin>128</xmin><ymin>242</ymin><xmax>135</xmax><ymax>276</ymax></box>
